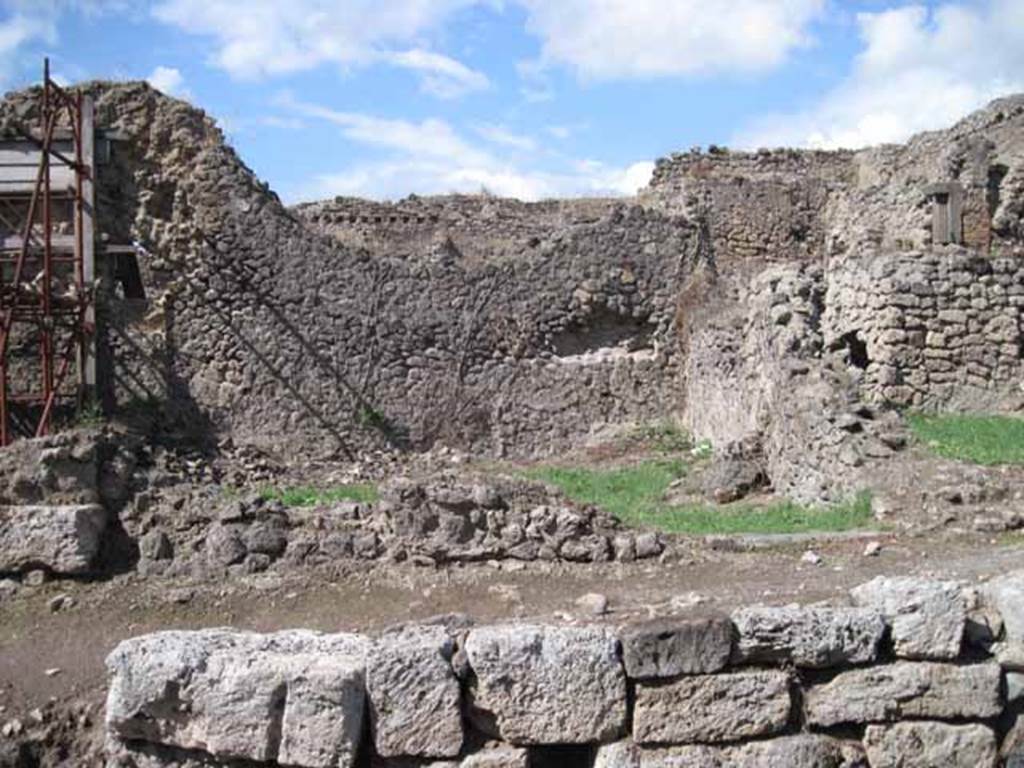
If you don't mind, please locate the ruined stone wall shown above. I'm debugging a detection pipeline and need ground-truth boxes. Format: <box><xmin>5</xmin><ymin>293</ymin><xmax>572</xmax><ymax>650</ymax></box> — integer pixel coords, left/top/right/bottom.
<box><xmin>681</xmin><ymin>263</ymin><xmax>900</xmax><ymax>504</ymax></box>
<box><xmin>294</xmin><ymin>195</ymin><xmax>618</xmax><ymax>262</ymax></box>
<box><xmin>642</xmin><ymin>148</ymin><xmax>856</xmax><ymax>263</ymax></box>
<box><xmin>1</xmin><ymin>84</ymin><xmax>694</xmax><ymax>460</ymax></box>
<box><xmin>825</xmin><ymin>248</ymin><xmax>1024</xmax><ymax>410</ymax></box>
<box><xmin>105</xmin><ymin>571</ymin><xmax>1024</xmax><ymax>767</ymax></box>
<box><xmin>827</xmin><ymin>95</ymin><xmax>1024</xmax><ymax>257</ymax></box>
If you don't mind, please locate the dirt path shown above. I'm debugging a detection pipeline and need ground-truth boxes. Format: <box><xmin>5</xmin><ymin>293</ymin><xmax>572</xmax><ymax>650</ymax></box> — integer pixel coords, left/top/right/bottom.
<box><xmin>2</xmin><ymin>531</ymin><xmax>1022</xmax><ymax>723</ymax></box>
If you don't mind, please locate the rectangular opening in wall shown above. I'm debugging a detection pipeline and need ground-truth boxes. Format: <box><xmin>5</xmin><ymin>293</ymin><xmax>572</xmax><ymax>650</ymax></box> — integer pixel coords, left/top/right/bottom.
<box><xmin>530</xmin><ymin>745</ymin><xmax>595</xmax><ymax>768</ymax></box>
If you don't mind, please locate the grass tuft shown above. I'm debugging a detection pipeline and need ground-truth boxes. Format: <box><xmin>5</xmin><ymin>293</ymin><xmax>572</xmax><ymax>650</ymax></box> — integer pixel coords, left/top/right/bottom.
<box><xmin>907</xmin><ymin>412</ymin><xmax>1024</xmax><ymax>465</ymax></box>
<box><xmin>261</xmin><ymin>483</ymin><xmax>379</xmax><ymax>507</ymax></box>
<box><xmin>527</xmin><ymin>460</ymin><xmax>872</xmax><ymax>535</ymax></box>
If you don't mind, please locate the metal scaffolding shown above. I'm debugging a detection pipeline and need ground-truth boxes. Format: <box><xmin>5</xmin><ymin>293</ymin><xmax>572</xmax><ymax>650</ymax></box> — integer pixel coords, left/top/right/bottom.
<box><xmin>0</xmin><ymin>59</ymin><xmax>95</xmax><ymax>446</ymax></box>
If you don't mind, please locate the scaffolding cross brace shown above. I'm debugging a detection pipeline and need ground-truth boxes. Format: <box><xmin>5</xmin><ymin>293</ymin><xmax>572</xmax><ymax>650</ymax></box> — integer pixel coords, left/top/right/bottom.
<box><xmin>0</xmin><ymin>59</ymin><xmax>96</xmax><ymax>446</ymax></box>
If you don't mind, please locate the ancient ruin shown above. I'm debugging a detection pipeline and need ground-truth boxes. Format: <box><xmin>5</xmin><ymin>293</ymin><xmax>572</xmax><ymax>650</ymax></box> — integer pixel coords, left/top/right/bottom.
<box><xmin>1</xmin><ymin>66</ymin><xmax>1024</xmax><ymax>768</ymax></box>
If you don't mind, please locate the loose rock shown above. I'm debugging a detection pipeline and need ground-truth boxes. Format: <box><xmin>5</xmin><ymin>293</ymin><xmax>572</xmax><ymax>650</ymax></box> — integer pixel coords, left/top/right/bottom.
<box><xmin>851</xmin><ymin>576</ymin><xmax>966</xmax><ymax>659</ymax></box>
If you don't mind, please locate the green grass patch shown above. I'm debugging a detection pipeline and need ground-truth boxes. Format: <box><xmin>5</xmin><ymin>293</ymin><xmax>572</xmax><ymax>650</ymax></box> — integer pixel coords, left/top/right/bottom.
<box><xmin>526</xmin><ymin>460</ymin><xmax>686</xmax><ymax>520</ymax></box>
<box><xmin>527</xmin><ymin>460</ymin><xmax>873</xmax><ymax>535</ymax></box>
<box><xmin>907</xmin><ymin>412</ymin><xmax>1024</xmax><ymax>465</ymax></box>
<box><xmin>261</xmin><ymin>483</ymin><xmax>379</xmax><ymax>507</ymax></box>
<box><xmin>629</xmin><ymin>422</ymin><xmax>693</xmax><ymax>454</ymax></box>
<box><xmin>638</xmin><ymin>492</ymin><xmax>874</xmax><ymax>536</ymax></box>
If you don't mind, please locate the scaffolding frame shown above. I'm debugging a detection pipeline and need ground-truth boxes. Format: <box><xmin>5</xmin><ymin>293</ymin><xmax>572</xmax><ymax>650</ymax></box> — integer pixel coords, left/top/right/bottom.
<box><xmin>0</xmin><ymin>59</ymin><xmax>95</xmax><ymax>446</ymax></box>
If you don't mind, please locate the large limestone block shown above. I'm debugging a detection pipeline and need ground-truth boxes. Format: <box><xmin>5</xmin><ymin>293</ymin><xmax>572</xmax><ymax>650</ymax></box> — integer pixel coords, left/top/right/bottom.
<box><xmin>619</xmin><ymin>614</ymin><xmax>733</xmax><ymax>679</ymax></box>
<box><xmin>726</xmin><ymin>735</ymin><xmax>849</xmax><ymax>768</ymax></box>
<box><xmin>864</xmin><ymin>722</ymin><xmax>998</xmax><ymax>768</ymax></box>
<box><xmin>106</xmin><ymin>629</ymin><xmax>368</xmax><ymax>768</ymax></box>
<box><xmin>0</xmin><ymin>504</ymin><xmax>106</xmax><ymax>574</ymax></box>
<box><xmin>633</xmin><ymin>670</ymin><xmax>791</xmax><ymax>745</ymax></box>
<box><xmin>596</xmin><ymin>735</ymin><xmax>848</xmax><ymax>768</ymax></box>
<box><xmin>851</xmin><ymin>576</ymin><xmax>965</xmax><ymax>659</ymax></box>
<box><xmin>731</xmin><ymin>604</ymin><xmax>884</xmax><ymax>668</ymax></box>
<box><xmin>460</xmin><ymin>744</ymin><xmax>530</xmax><ymax>768</ymax></box>
<box><xmin>464</xmin><ymin>624</ymin><xmax>627</xmax><ymax>745</ymax></box>
<box><xmin>805</xmin><ymin>661</ymin><xmax>1002</xmax><ymax>727</ymax></box>
<box><xmin>368</xmin><ymin>626</ymin><xmax>463</xmax><ymax>758</ymax></box>
<box><xmin>983</xmin><ymin>570</ymin><xmax>1024</xmax><ymax>669</ymax></box>
<box><xmin>594</xmin><ymin>740</ymin><xmax>640</xmax><ymax>768</ymax></box>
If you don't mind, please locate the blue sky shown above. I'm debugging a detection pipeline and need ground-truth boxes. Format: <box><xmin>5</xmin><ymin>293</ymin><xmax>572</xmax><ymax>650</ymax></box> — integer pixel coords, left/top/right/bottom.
<box><xmin>1</xmin><ymin>1</ymin><xmax>1022</xmax><ymax>203</ymax></box>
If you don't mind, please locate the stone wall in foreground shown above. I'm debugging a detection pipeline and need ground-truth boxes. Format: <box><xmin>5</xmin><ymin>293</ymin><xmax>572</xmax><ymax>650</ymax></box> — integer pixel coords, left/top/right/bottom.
<box><xmin>105</xmin><ymin>571</ymin><xmax>1024</xmax><ymax>767</ymax></box>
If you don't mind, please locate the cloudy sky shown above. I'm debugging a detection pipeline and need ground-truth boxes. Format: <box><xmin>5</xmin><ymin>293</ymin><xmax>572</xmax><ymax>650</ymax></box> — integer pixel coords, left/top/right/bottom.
<box><xmin>2</xmin><ymin>0</ymin><xmax>1022</xmax><ymax>202</ymax></box>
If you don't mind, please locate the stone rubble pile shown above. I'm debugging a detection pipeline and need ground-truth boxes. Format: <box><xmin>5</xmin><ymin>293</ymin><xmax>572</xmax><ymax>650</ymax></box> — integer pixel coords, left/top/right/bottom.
<box><xmin>131</xmin><ymin>475</ymin><xmax>665</xmax><ymax>580</ymax></box>
<box><xmin>105</xmin><ymin>571</ymin><xmax>1024</xmax><ymax>767</ymax></box>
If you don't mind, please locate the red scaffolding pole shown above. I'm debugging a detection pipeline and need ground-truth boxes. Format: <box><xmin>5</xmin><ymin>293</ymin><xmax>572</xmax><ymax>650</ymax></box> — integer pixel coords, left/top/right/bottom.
<box><xmin>0</xmin><ymin>59</ymin><xmax>95</xmax><ymax>446</ymax></box>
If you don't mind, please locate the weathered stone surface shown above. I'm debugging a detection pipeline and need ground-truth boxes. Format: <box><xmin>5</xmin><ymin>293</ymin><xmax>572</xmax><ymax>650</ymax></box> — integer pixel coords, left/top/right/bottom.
<box><xmin>633</xmin><ymin>670</ymin><xmax>791</xmax><ymax>744</ymax></box>
<box><xmin>464</xmin><ymin>624</ymin><xmax>627</xmax><ymax>745</ymax></box>
<box><xmin>804</xmin><ymin>662</ymin><xmax>1002</xmax><ymax>726</ymax></box>
<box><xmin>106</xmin><ymin>629</ymin><xmax>368</xmax><ymax>768</ymax></box>
<box><xmin>598</xmin><ymin>735</ymin><xmax>848</xmax><ymax>768</ymax></box>
<box><xmin>731</xmin><ymin>604</ymin><xmax>884</xmax><ymax>668</ymax></box>
<box><xmin>983</xmin><ymin>570</ymin><xmax>1024</xmax><ymax>670</ymax></box>
<box><xmin>850</xmin><ymin>576</ymin><xmax>966</xmax><ymax>659</ymax></box>
<box><xmin>863</xmin><ymin>722</ymin><xmax>998</xmax><ymax>768</ymax></box>
<box><xmin>594</xmin><ymin>740</ymin><xmax>640</xmax><ymax>768</ymax></box>
<box><xmin>619</xmin><ymin>614</ymin><xmax>733</xmax><ymax>678</ymax></box>
<box><xmin>0</xmin><ymin>504</ymin><xmax>106</xmax><ymax>574</ymax></box>
<box><xmin>368</xmin><ymin>626</ymin><xmax>463</xmax><ymax>758</ymax></box>
<box><xmin>727</xmin><ymin>735</ymin><xmax>848</xmax><ymax>768</ymax></box>
<box><xmin>460</xmin><ymin>744</ymin><xmax>530</xmax><ymax>768</ymax></box>
<box><xmin>639</xmin><ymin>745</ymin><xmax>722</xmax><ymax>767</ymax></box>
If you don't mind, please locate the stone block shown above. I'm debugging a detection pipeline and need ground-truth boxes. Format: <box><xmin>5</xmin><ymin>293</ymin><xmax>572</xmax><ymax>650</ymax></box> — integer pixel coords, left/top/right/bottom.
<box><xmin>0</xmin><ymin>504</ymin><xmax>106</xmax><ymax>574</ymax></box>
<box><xmin>864</xmin><ymin>722</ymin><xmax>997</xmax><ymax>768</ymax></box>
<box><xmin>106</xmin><ymin>629</ymin><xmax>368</xmax><ymax>768</ymax></box>
<box><xmin>850</xmin><ymin>576</ymin><xmax>966</xmax><ymax>659</ymax></box>
<box><xmin>804</xmin><ymin>662</ymin><xmax>1002</xmax><ymax>727</ymax></box>
<box><xmin>464</xmin><ymin>624</ymin><xmax>626</xmax><ymax>745</ymax></box>
<box><xmin>368</xmin><ymin>626</ymin><xmax>463</xmax><ymax>758</ymax></box>
<box><xmin>597</xmin><ymin>735</ymin><xmax>848</xmax><ymax>768</ymax></box>
<box><xmin>983</xmin><ymin>570</ymin><xmax>1024</xmax><ymax>669</ymax></box>
<box><xmin>731</xmin><ymin>604</ymin><xmax>884</xmax><ymax>668</ymax></box>
<box><xmin>619</xmin><ymin>614</ymin><xmax>733</xmax><ymax>678</ymax></box>
<box><xmin>460</xmin><ymin>744</ymin><xmax>530</xmax><ymax>768</ymax></box>
<box><xmin>633</xmin><ymin>670</ymin><xmax>791</xmax><ymax>744</ymax></box>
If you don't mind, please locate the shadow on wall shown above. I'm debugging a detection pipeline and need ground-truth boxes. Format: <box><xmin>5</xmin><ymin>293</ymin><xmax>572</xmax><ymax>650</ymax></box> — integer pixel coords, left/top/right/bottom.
<box><xmin>166</xmin><ymin>236</ymin><xmax>413</xmax><ymax>458</ymax></box>
<box><xmin>550</xmin><ymin>304</ymin><xmax>654</xmax><ymax>357</ymax></box>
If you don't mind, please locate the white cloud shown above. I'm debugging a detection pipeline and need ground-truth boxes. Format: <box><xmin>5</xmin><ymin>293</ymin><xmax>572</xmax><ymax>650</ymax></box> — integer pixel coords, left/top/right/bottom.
<box><xmin>146</xmin><ymin>65</ymin><xmax>187</xmax><ymax>96</ymax></box>
<box><xmin>474</xmin><ymin>123</ymin><xmax>537</xmax><ymax>152</ymax></box>
<box><xmin>0</xmin><ymin>2</ymin><xmax>60</xmax><ymax>87</ymax></box>
<box><xmin>304</xmin><ymin>157</ymin><xmax>654</xmax><ymax>202</ymax></box>
<box><xmin>736</xmin><ymin>0</ymin><xmax>1024</xmax><ymax>149</ymax></box>
<box><xmin>282</xmin><ymin>95</ymin><xmax>652</xmax><ymax>202</ymax></box>
<box><xmin>152</xmin><ymin>0</ymin><xmax>487</xmax><ymax>98</ymax></box>
<box><xmin>517</xmin><ymin>0</ymin><xmax>824</xmax><ymax>80</ymax></box>
<box><xmin>388</xmin><ymin>48</ymin><xmax>488</xmax><ymax>98</ymax></box>
<box><xmin>280</xmin><ymin>93</ymin><xmax>493</xmax><ymax>166</ymax></box>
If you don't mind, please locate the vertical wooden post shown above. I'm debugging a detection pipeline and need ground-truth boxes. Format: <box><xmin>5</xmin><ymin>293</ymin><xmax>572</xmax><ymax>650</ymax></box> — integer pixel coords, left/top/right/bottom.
<box><xmin>78</xmin><ymin>96</ymin><xmax>96</xmax><ymax>399</ymax></box>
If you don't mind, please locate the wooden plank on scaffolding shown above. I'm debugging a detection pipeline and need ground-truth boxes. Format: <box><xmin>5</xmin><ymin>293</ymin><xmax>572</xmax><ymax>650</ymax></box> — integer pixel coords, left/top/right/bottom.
<box><xmin>79</xmin><ymin>96</ymin><xmax>96</xmax><ymax>393</ymax></box>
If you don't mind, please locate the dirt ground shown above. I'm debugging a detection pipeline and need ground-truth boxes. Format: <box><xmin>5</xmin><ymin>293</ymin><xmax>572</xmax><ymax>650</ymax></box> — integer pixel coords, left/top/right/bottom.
<box><xmin>2</xmin><ymin>528</ymin><xmax>1022</xmax><ymax>726</ymax></box>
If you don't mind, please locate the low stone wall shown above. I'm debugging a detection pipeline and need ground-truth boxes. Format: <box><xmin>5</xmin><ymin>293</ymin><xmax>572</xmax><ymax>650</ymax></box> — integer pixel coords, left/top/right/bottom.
<box><xmin>135</xmin><ymin>475</ymin><xmax>665</xmax><ymax>580</ymax></box>
<box><xmin>105</xmin><ymin>571</ymin><xmax>1024</xmax><ymax>767</ymax></box>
